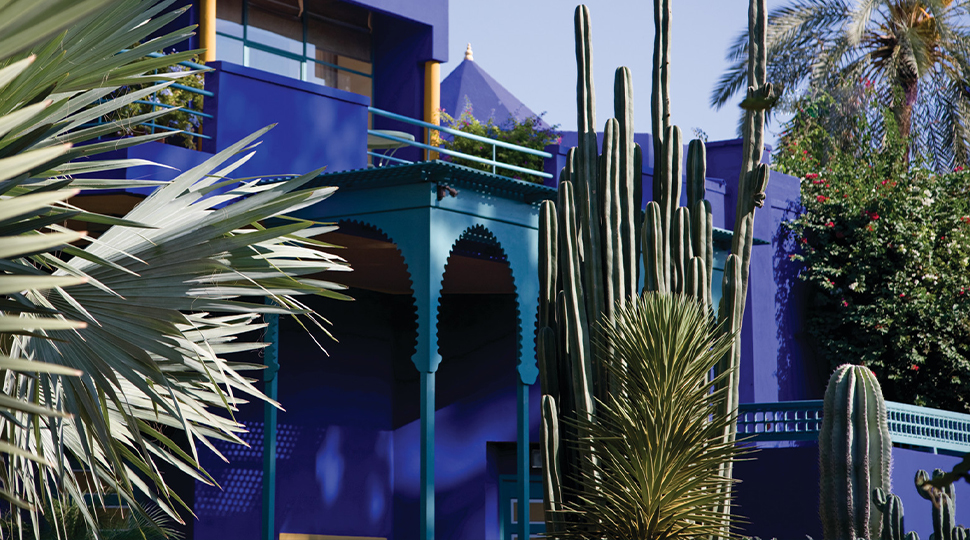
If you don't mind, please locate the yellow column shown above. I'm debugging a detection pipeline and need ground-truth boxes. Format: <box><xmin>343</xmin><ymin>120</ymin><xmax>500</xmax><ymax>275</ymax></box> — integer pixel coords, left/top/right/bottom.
<box><xmin>201</xmin><ymin>0</ymin><xmax>217</xmax><ymax>62</ymax></box>
<box><xmin>424</xmin><ymin>61</ymin><xmax>440</xmax><ymax>161</ymax></box>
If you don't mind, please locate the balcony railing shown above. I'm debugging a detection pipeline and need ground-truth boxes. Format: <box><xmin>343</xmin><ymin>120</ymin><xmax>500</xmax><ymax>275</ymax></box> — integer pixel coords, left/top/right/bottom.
<box><xmin>83</xmin><ymin>52</ymin><xmax>212</xmax><ymax>142</ymax></box>
<box><xmin>737</xmin><ymin>400</ymin><xmax>970</xmax><ymax>455</ymax></box>
<box><xmin>367</xmin><ymin>107</ymin><xmax>554</xmax><ymax>182</ymax></box>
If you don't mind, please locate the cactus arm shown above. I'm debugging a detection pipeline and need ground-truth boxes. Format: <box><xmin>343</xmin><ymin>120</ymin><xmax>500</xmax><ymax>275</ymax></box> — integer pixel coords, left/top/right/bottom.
<box><xmin>702</xmin><ymin>200</ymin><xmax>714</xmax><ymax>303</ymax></box>
<box><xmin>732</xmin><ymin>0</ymin><xmax>770</xmax><ymax>309</ymax></box>
<box><xmin>651</xmin><ymin>0</ymin><xmax>666</xmax><ymax>176</ymax></box>
<box><xmin>718</xmin><ymin>254</ymin><xmax>743</xmax><ymax>415</ymax></box>
<box><xmin>687</xmin><ymin>139</ymin><xmax>706</xmax><ymax>208</ymax></box>
<box><xmin>689</xmin><ymin>200</ymin><xmax>709</xmax><ymax>299</ymax></box>
<box><xmin>670</xmin><ymin>125</ymin><xmax>683</xmax><ymax>210</ymax></box>
<box><xmin>607</xmin><ymin>119</ymin><xmax>624</xmax><ymax>312</ymax></box>
<box><xmin>864</xmin><ymin>365</ymin><xmax>893</xmax><ymax>536</ymax></box>
<box><xmin>634</xmin><ymin>143</ymin><xmax>643</xmax><ymax>290</ymax></box>
<box><xmin>574</xmin><ymin>6</ymin><xmax>604</xmax><ymax>335</ymax></box>
<box><xmin>874</xmin><ymin>488</ymin><xmax>906</xmax><ymax>540</ymax></box>
<box><xmin>600</xmin><ymin>119</ymin><xmax>618</xmax><ymax>325</ymax></box>
<box><xmin>538</xmin><ymin>201</ymin><xmax>560</xmax><ymax>403</ymax></box>
<box><xmin>643</xmin><ymin>202</ymin><xmax>667</xmax><ymax>293</ymax></box>
<box><xmin>541</xmin><ymin>395</ymin><xmax>563</xmax><ymax>535</ymax></box>
<box><xmin>558</xmin><ymin>181</ymin><xmax>595</xmax><ymax>423</ymax></box>
<box><xmin>600</xmin><ymin>119</ymin><xmax>624</xmax><ymax>399</ymax></box>
<box><xmin>672</xmin><ymin>207</ymin><xmax>692</xmax><ymax>294</ymax></box>
<box><xmin>615</xmin><ymin>67</ymin><xmax>637</xmax><ymax>300</ymax></box>
<box><xmin>686</xmin><ymin>257</ymin><xmax>707</xmax><ymax>307</ymax></box>
<box><xmin>854</xmin><ymin>374</ymin><xmax>874</xmax><ymax>537</ymax></box>
<box><xmin>537</xmin><ymin>327</ymin><xmax>559</xmax><ymax>404</ymax></box>
<box><xmin>539</xmin><ymin>201</ymin><xmax>558</xmax><ymax>332</ymax></box>
<box><xmin>659</xmin><ymin>126</ymin><xmax>675</xmax><ymax>274</ymax></box>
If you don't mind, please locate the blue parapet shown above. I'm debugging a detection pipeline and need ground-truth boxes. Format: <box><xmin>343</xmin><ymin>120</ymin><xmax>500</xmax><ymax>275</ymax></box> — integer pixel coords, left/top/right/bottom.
<box><xmin>202</xmin><ymin>61</ymin><xmax>370</xmax><ymax>179</ymax></box>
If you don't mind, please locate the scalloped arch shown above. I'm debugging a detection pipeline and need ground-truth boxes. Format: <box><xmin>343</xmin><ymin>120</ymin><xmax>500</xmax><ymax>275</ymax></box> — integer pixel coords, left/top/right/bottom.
<box><xmin>437</xmin><ymin>224</ymin><xmax>536</xmax><ymax>382</ymax></box>
<box><xmin>325</xmin><ymin>219</ymin><xmax>419</xmax><ymax>359</ymax></box>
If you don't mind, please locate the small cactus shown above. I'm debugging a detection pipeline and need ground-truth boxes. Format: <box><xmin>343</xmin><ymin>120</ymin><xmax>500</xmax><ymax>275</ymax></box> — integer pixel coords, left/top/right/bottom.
<box><xmin>874</xmin><ymin>488</ymin><xmax>918</xmax><ymax>540</ymax></box>
<box><xmin>917</xmin><ymin>469</ymin><xmax>962</xmax><ymax>540</ymax></box>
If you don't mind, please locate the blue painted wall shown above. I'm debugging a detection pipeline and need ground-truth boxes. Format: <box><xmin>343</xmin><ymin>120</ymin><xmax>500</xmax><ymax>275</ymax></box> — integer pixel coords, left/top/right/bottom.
<box><xmin>351</xmin><ymin>0</ymin><xmax>449</xmax><ymax>63</ymax></box>
<box><xmin>370</xmin><ymin>13</ymin><xmax>434</xmax><ymax>164</ymax></box>
<box><xmin>201</xmin><ymin>61</ymin><xmax>369</xmax><ymax>178</ymax></box>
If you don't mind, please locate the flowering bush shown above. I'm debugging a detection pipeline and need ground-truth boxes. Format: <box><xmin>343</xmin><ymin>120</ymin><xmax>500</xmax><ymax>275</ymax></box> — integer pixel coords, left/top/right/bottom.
<box><xmin>434</xmin><ymin>100</ymin><xmax>560</xmax><ymax>183</ymax></box>
<box><xmin>776</xmin><ymin>111</ymin><xmax>970</xmax><ymax>412</ymax></box>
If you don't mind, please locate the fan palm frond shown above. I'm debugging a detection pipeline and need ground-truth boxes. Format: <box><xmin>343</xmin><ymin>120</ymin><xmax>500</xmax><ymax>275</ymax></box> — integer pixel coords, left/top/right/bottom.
<box><xmin>0</xmin><ymin>0</ymin><xmax>352</xmax><ymax>535</ymax></box>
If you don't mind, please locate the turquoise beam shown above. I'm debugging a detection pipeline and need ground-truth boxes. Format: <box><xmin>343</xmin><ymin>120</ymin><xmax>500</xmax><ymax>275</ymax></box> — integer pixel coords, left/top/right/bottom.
<box><xmin>262</xmin><ymin>312</ymin><xmax>280</xmax><ymax>540</ymax></box>
<box><xmin>421</xmin><ymin>371</ymin><xmax>436</xmax><ymax>540</ymax></box>
<box><xmin>517</xmin><ymin>380</ymin><xmax>530</xmax><ymax>540</ymax></box>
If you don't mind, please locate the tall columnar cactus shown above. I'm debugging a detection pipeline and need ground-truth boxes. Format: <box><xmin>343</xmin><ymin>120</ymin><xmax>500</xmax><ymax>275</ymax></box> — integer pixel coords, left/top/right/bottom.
<box><xmin>819</xmin><ymin>364</ymin><xmax>893</xmax><ymax>540</ymax></box>
<box><xmin>538</xmin><ymin>0</ymin><xmax>772</xmax><ymax>536</ymax></box>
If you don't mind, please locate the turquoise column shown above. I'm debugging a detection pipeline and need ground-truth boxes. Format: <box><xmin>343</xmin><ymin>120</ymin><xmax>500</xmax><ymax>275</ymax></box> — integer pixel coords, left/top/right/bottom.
<box><xmin>262</xmin><ymin>312</ymin><xmax>279</xmax><ymax>540</ymax></box>
<box><xmin>517</xmin><ymin>380</ymin><xmax>530</xmax><ymax>540</ymax></box>
<box><xmin>420</xmin><ymin>371</ymin><xmax>435</xmax><ymax>540</ymax></box>
<box><xmin>508</xmin><ymin>233</ymin><xmax>539</xmax><ymax>540</ymax></box>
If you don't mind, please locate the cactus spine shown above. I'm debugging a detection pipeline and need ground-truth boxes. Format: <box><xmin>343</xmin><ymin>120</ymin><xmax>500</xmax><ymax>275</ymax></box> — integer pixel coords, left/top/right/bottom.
<box><xmin>538</xmin><ymin>0</ymin><xmax>771</xmax><ymax>534</ymax></box>
<box><xmin>819</xmin><ymin>364</ymin><xmax>893</xmax><ymax>540</ymax></box>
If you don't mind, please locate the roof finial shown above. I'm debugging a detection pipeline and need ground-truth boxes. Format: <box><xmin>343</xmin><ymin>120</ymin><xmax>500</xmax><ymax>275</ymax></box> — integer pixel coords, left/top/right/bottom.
<box><xmin>465</xmin><ymin>43</ymin><xmax>474</xmax><ymax>61</ymax></box>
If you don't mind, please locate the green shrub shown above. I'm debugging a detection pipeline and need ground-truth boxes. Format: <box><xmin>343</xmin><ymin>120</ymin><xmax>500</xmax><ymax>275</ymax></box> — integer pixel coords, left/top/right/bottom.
<box><xmin>776</xmin><ymin>98</ymin><xmax>970</xmax><ymax>412</ymax></box>
<box><xmin>435</xmin><ymin>100</ymin><xmax>559</xmax><ymax>182</ymax></box>
<box><xmin>106</xmin><ymin>56</ymin><xmax>205</xmax><ymax>149</ymax></box>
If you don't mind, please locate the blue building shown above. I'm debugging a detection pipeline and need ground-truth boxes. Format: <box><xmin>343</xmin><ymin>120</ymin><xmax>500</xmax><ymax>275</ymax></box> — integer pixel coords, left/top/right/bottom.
<box><xmin>88</xmin><ymin>1</ymin><xmax>970</xmax><ymax>539</ymax></box>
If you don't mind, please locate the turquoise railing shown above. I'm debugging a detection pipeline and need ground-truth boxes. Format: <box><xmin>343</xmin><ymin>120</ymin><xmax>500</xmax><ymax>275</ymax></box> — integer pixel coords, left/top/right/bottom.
<box><xmin>83</xmin><ymin>52</ymin><xmax>212</xmax><ymax>141</ymax></box>
<box><xmin>367</xmin><ymin>107</ymin><xmax>554</xmax><ymax>181</ymax></box>
<box><xmin>134</xmin><ymin>52</ymin><xmax>212</xmax><ymax>140</ymax></box>
<box><xmin>737</xmin><ymin>400</ymin><xmax>970</xmax><ymax>454</ymax></box>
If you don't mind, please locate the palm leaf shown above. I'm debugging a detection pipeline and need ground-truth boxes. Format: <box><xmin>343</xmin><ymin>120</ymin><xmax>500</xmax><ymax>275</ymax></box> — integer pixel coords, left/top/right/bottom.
<box><xmin>0</xmin><ymin>0</ymin><xmax>351</xmax><ymax>536</ymax></box>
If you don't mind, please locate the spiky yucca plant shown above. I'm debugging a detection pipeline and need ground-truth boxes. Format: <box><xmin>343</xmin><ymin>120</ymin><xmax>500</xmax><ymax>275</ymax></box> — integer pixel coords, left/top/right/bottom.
<box><xmin>558</xmin><ymin>293</ymin><xmax>744</xmax><ymax>540</ymax></box>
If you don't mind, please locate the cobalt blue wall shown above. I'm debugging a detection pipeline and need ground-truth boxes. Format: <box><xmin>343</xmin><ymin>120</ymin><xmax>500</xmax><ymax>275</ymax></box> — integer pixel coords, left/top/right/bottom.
<box><xmin>370</xmin><ymin>13</ymin><xmax>434</xmax><ymax>164</ymax></box>
<box><xmin>705</xmin><ymin>140</ymin><xmax>820</xmax><ymax>403</ymax></box>
<box><xmin>351</xmin><ymin>0</ymin><xmax>448</xmax><ymax>63</ymax></box>
<box><xmin>735</xmin><ymin>445</ymin><xmax>970</xmax><ymax>540</ymax></box>
<box><xmin>202</xmin><ymin>61</ymin><xmax>369</xmax><ymax>178</ymax></box>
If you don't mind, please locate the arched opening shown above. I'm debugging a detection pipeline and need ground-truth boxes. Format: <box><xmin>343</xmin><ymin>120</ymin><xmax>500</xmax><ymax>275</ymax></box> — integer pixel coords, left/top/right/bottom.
<box><xmin>434</xmin><ymin>225</ymin><xmax>520</xmax><ymax>540</ymax></box>
<box><xmin>195</xmin><ymin>219</ymin><xmax>419</xmax><ymax>540</ymax></box>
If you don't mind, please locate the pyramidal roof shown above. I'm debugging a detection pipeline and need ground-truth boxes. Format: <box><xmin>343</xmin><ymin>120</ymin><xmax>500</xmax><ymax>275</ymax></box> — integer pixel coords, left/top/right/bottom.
<box><xmin>441</xmin><ymin>44</ymin><xmax>550</xmax><ymax>129</ymax></box>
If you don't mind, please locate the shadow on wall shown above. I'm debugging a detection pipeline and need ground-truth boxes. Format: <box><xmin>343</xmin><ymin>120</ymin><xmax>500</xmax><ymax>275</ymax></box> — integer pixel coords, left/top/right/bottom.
<box><xmin>773</xmin><ymin>199</ymin><xmax>825</xmax><ymax>401</ymax></box>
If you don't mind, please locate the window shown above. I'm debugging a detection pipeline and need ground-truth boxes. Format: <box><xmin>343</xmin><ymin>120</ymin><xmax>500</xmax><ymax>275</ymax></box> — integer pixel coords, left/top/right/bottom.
<box><xmin>215</xmin><ymin>0</ymin><xmax>373</xmax><ymax>100</ymax></box>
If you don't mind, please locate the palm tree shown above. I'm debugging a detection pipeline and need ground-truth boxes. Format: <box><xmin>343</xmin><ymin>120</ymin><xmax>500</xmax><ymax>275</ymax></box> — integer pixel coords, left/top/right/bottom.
<box><xmin>0</xmin><ymin>0</ymin><xmax>349</xmax><ymax>534</ymax></box>
<box><xmin>557</xmin><ymin>294</ymin><xmax>745</xmax><ymax>540</ymax></box>
<box><xmin>712</xmin><ymin>0</ymin><xmax>970</xmax><ymax>170</ymax></box>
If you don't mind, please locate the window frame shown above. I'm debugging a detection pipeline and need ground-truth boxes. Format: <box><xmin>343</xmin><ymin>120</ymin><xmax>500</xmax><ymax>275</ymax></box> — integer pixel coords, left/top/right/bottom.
<box><xmin>214</xmin><ymin>0</ymin><xmax>374</xmax><ymax>99</ymax></box>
